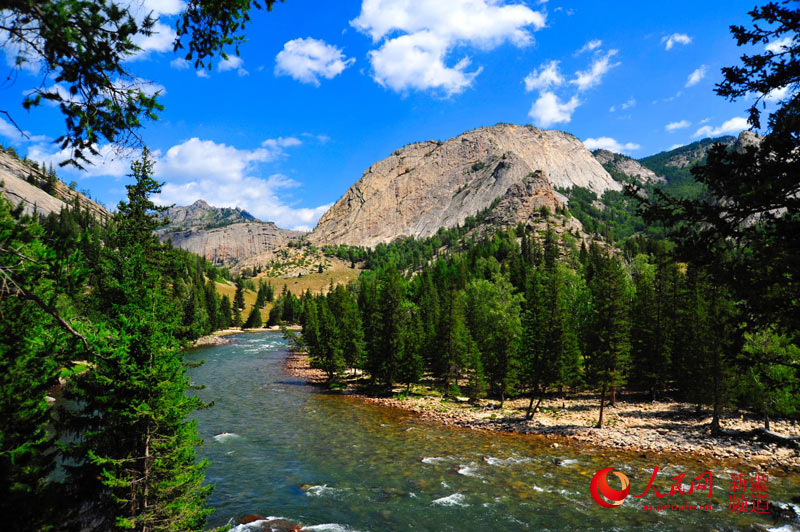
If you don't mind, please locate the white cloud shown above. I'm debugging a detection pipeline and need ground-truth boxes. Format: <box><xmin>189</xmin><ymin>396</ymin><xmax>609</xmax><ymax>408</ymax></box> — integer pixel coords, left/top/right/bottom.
<box><xmin>366</xmin><ymin>32</ymin><xmax>481</xmax><ymax>95</ymax></box>
<box><xmin>27</xmin><ymin>143</ymin><xmax>136</xmax><ymax>178</ymax></box>
<box><xmin>131</xmin><ymin>21</ymin><xmax>176</xmax><ymax>56</ymax></box>
<box><xmin>170</xmin><ymin>58</ymin><xmax>190</xmax><ymax>70</ymax></box>
<box><xmin>575</xmin><ymin>39</ymin><xmax>602</xmax><ymax>55</ymax></box>
<box><xmin>0</xmin><ymin>118</ymin><xmax>48</xmax><ymax>144</ymax></box>
<box><xmin>157</xmin><ymin>175</ymin><xmax>331</xmax><ymax>232</ymax></box>
<box><xmin>351</xmin><ymin>0</ymin><xmax>545</xmax><ymax>95</ymax></box>
<box><xmin>583</xmin><ymin>137</ymin><xmax>640</xmax><ymax>153</ymax></box>
<box><xmin>524</xmin><ymin>60</ymin><xmax>563</xmax><ymax>92</ymax></box>
<box><xmin>571</xmin><ymin>49</ymin><xmax>619</xmax><ymax>91</ymax></box>
<box><xmin>153</xmin><ymin>138</ymin><xmax>326</xmax><ymax>230</ymax></box>
<box><xmin>693</xmin><ymin>116</ymin><xmax>749</xmax><ymax>138</ymax></box>
<box><xmin>665</xmin><ymin>119</ymin><xmax>691</xmax><ymax>131</ymax></box>
<box><xmin>765</xmin><ymin>36</ymin><xmax>792</xmax><ymax>54</ymax></box>
<box><xmin>262</xmin><ymin>137</ymin><xmax>303</xmax><ymax>150</ymax></box>
<box><xmin>218</xmin><ymin>55</ymin><xmax>248</xmax><ymax>76</ymax></box>
<box><xmin>763</xmin><ymin>85</ymin><xmax>793</xmax><ymax>102</ymax></box>
<box><xmin>142</xmin><ymin>0</ymin><xmax>184</xmax><ymax>16</ymax></box>
<box><xmin>196</xmin><ymin>69</ymin><xmax>210</xmax><ymax>78</ymax></box>
<box><xmin>662</xmin><ymin>33</ymin><xmax>691</xmax><ymax>50</ymax></box>
<box><xmin>609</xmin><ymin>97</ymin><xmax>635</xmax><ymax>112</ymax></box>
<box><xmin>668</xmin><ymin>143</ymin><xmax>684</xmax><ymax>150</ymax></box>
<box><xmin>274</xmin><ymin>37</ymin><xmax>355</xmax><ymax>86</ymax></box>
<box><xmin>528</xmin><ymin>91</ymin><xmax>580</xmax><ymax>127</ymax></box>
<box><xmin>685</xmin><ymin>65</ymin><xmax>706</xmax><ymax>87</ymax></box>
<box><xmin>27</xmin><ymin>135</ymin><xmax>327</xmax><ymax>229</ymax></box>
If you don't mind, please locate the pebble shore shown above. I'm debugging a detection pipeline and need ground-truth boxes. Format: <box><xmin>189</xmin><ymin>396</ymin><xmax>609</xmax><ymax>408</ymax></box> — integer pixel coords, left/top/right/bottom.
<box><xmin>285</xmin><ymin>352</ymin><xmax>800</xmax><ymax>473</ymax></box>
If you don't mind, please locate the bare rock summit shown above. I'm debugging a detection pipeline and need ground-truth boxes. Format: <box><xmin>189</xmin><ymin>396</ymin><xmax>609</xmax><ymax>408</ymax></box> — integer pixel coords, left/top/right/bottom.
<box><xmin>308</xmin><ymin>123</ymin><xmax>619</xmax><ymax>247</ymax></box>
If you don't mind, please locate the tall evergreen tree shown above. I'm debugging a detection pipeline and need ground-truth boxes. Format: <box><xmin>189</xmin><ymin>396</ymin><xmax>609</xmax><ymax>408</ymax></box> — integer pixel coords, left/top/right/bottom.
<box><xmin>61</xmin><ymin>150</ymin><xmax>212</xmax><ymax>530</ymax></box>
<box><xmin>585</xmin><ymin>254</ymin><xmax>631</xmax><ymax>428</ymax></box>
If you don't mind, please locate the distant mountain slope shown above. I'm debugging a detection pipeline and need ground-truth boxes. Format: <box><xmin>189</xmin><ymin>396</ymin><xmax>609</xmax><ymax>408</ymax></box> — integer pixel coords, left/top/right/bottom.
<box><xmin>0</xmin><ymin>147</ymin><xmax>110</xmax><ymax>222</ymax></box>
<box><xmin>593</xmin><ymin>149</ymin><xmax>665</xmax><ymax>184</ymax></box>
<box><xmin>157</xmin><ymin>200</ymin><xmax>303</xmax><ymax>268</ymax></box>
<box><xmin>638</xmin><ymin>136</ymin><xmax>736</xmax><ymax>181</ymax></box>
<box><xmin>308</xmin><ymin>123</ymin><xmax>618</xmax><ymax>247</ymax></box>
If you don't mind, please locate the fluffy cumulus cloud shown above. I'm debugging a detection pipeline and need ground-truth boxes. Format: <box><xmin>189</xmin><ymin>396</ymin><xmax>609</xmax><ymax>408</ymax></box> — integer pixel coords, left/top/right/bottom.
<box><xmin>662</xmin><ymin>33</ymin><xmax>691</xmax><ymax>50</ymax></box>
<box><xmin>665</xmin><ymin>119</ymin><xmax>691</xmax><ymax>132</ymax></box>
<box><xmin>582</xmin><ymin>137</ymin><xmax>640</xmax><ymax>153</ymax></box>
<box><xmin>524</xmin><ymin>60</ymin><xmax>563</xmax><ymax>92</ymax></box>
<box><xmin>155</xmin><ymin>138</ymin><xmax>328</xmax><ymax>230</ymax></box>
<box><xmin>685</xmin><ymin>65</ymin><xmax>706</xmax><ymax>87</ymax></box>
<box><xmin>528</xmin><ymin>91</ymin><xmax>580</xmax><ymax>127</ymax></box>
<box><xmin>693</xmin><ymin>117</ymin><xmax>749</xmax><ymax>138</ymax></box>
<box><xmin>351</xmin><ymin>0</ymin><xmax>545</xmax><ymax>95</ymax></box>
<box><xmin>275</xmin><ymin>37</ymin><xmax>355</xmax><ymax>86</ymax></box>
<box><xmin>571</xmin><ymin>49</ymin><xmax>619</xmax><ymax>91</ymax></box>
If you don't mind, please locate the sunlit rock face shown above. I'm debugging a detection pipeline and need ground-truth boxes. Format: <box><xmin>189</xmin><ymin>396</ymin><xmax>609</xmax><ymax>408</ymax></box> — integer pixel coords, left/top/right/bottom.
<box><xmin>308</xmin><ymin>123</ymin><xmax>619</xmax><ymax>247</ymax></box>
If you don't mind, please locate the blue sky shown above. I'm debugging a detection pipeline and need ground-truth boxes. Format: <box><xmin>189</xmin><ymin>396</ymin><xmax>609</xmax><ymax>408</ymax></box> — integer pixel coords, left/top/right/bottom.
<box><xmin>0</xmin><ymin>0</ymin><xmax>785</xmax><ymax>230</ymax></box>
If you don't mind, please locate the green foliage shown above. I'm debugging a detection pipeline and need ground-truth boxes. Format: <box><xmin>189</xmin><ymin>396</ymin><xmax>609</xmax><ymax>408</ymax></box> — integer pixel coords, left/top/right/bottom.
<box><xmin>243</xmin><ymin>304</ymin><xmax>262</xmax><ymax>329</ymax></box>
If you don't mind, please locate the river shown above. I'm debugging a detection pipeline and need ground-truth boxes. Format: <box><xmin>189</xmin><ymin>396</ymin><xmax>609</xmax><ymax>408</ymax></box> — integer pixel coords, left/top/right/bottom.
<box><xmin>186</xmin><ymin>331</ymin><xmax>800</xmax><ymax>531</ymax></box>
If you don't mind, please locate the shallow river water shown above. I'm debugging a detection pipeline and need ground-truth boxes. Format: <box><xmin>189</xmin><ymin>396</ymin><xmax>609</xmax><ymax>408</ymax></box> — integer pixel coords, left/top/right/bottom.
<box><xmin>186</xmin><ymin>332</ymin><xmax>800</xmax><ymax>531</ymax></box>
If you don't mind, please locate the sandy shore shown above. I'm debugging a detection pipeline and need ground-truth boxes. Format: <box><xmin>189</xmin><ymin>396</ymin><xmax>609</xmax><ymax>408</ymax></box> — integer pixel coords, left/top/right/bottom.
<box><xmin>284</xmin><ymin>352</ymin><xmax>800</xmax><ymax>473</ymax></box>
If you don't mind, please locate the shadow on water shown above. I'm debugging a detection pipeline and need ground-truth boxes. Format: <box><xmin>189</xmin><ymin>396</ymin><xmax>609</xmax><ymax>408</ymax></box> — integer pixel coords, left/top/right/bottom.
<box><xmin>187</xmin><ymin>331</ymin><xmax>800</xmax><ymax>532</ymax></box>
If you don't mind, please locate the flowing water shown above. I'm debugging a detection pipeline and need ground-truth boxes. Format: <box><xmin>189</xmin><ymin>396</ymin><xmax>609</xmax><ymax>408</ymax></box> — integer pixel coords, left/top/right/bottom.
<box><xmin>187</xmin><ymin>332</ymin><xmax>800</xmax><ymax>531</ymax></box>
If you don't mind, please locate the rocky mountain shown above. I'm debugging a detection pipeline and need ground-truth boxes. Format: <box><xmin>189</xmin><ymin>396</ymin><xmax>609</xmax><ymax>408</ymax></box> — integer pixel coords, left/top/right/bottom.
<box><xmin>593</xmin><ymin>149</ymin><xmax>665</xmax><ymax>184</ymax></box>
<box><xmin>157</xmin><ymin>200</ymin><xmax>303</xmax><ymax>267</ymax></box>
<box><xmin>308</xmin><ymin>123</ymin><xmax>619</xmax><ymax>247</ymax></box>
<box><xmin>159</xmin><ymin>200</ymin><xmax>257</xmax><ymax>231</ymax></box>
<box><xmin>0</xmin><ymin>148</ymin><xmax>110</xmax><ymax>222</ymax></box>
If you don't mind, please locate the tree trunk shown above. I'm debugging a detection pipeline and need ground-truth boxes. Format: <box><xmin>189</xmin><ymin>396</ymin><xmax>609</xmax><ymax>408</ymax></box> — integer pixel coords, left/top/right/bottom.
<box><xmin>499</xmin><ymin>391</ymin><xmax>505</xmax><ymax>409</ymax></box>
<box><xmin>596</xmin><ymin>383</ymin><xmax>607</xmax><ymax>428</ymax></box>
<box><xmin>526</xmin><ymin>389</ymin><xmax>544</xmax><ymax>420</ymax></box>
<box><xmin>526</xmin><ymin>393</ymin><xmax>535</xmax><ymax>420</ymax></box>
<box><xmin>765</xmin><ymin>412</ymin><xmax>771</xmax><ymax>432</ymax></box>
<box><xmin>609</xmin><ymin>384</ymin><xmax>616</xmax><ymax>407</ymax></box>
<box><xmin>142</xmin><ymin>423</ymin><xmax>151</xmax><ymax>532</ymax></box>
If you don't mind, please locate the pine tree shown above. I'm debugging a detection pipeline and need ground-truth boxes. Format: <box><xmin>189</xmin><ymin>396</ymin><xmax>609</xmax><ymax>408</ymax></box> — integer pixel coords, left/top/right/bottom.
<box><xmin>315</xmin><ymin>299</ymin><xmax>346</xmax><ymax>382</ymax></box>
<box><xmin>585</xmin><ymin>253</ymin><xmax>631</xmax><ymax>428</ymax></box>
<box><xmin>233</xmin><ymin>277</ymin><xmax>245</xmax><ymax>313</ymax></box>
<box><xmin>218</xmin><ymin>295</ymin><xmax>232</xmax><ymax>329</ymax></box>
<box><xmin>437</xmin><ymin>288</ymin><xmax>473</xmax><ymax>395</ymax></box>
<box><xmin>243</xmin><ymin>304</ymin><xmax>262</xmax><ymax>329</ymax></box>
<box><xmin>397</xmin><ymin>301</ymin><xmax>424</xmax><ymax>392</ymax></box>
<box><xmin>61</xmin><ymin>149</ymin><xmax>212</xmax><ymax>530</ymax></box>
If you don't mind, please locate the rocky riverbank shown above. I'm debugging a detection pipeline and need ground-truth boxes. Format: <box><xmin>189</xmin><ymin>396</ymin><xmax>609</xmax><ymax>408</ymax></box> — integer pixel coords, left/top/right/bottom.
<box><xmin>284</xmin><ymin>352</ymin><xmax>800</xmax><ymax>473</ymax></box>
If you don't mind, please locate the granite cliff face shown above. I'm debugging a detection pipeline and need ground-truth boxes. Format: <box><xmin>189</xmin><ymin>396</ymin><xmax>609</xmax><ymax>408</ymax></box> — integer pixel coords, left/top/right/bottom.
<box><xmin>0</xmin><ymin>148</ymin><xmax>110</xmax><ymax>222</ymax></box>
<box><xmin>308</xmin><ymin>123</ymin><xmax>619</xmax><ymax>247</ymax></box>
<box><xmin>157</xmin><ymin>200</ymin><xmax>303</xmax><ymax>267</ymax></box>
